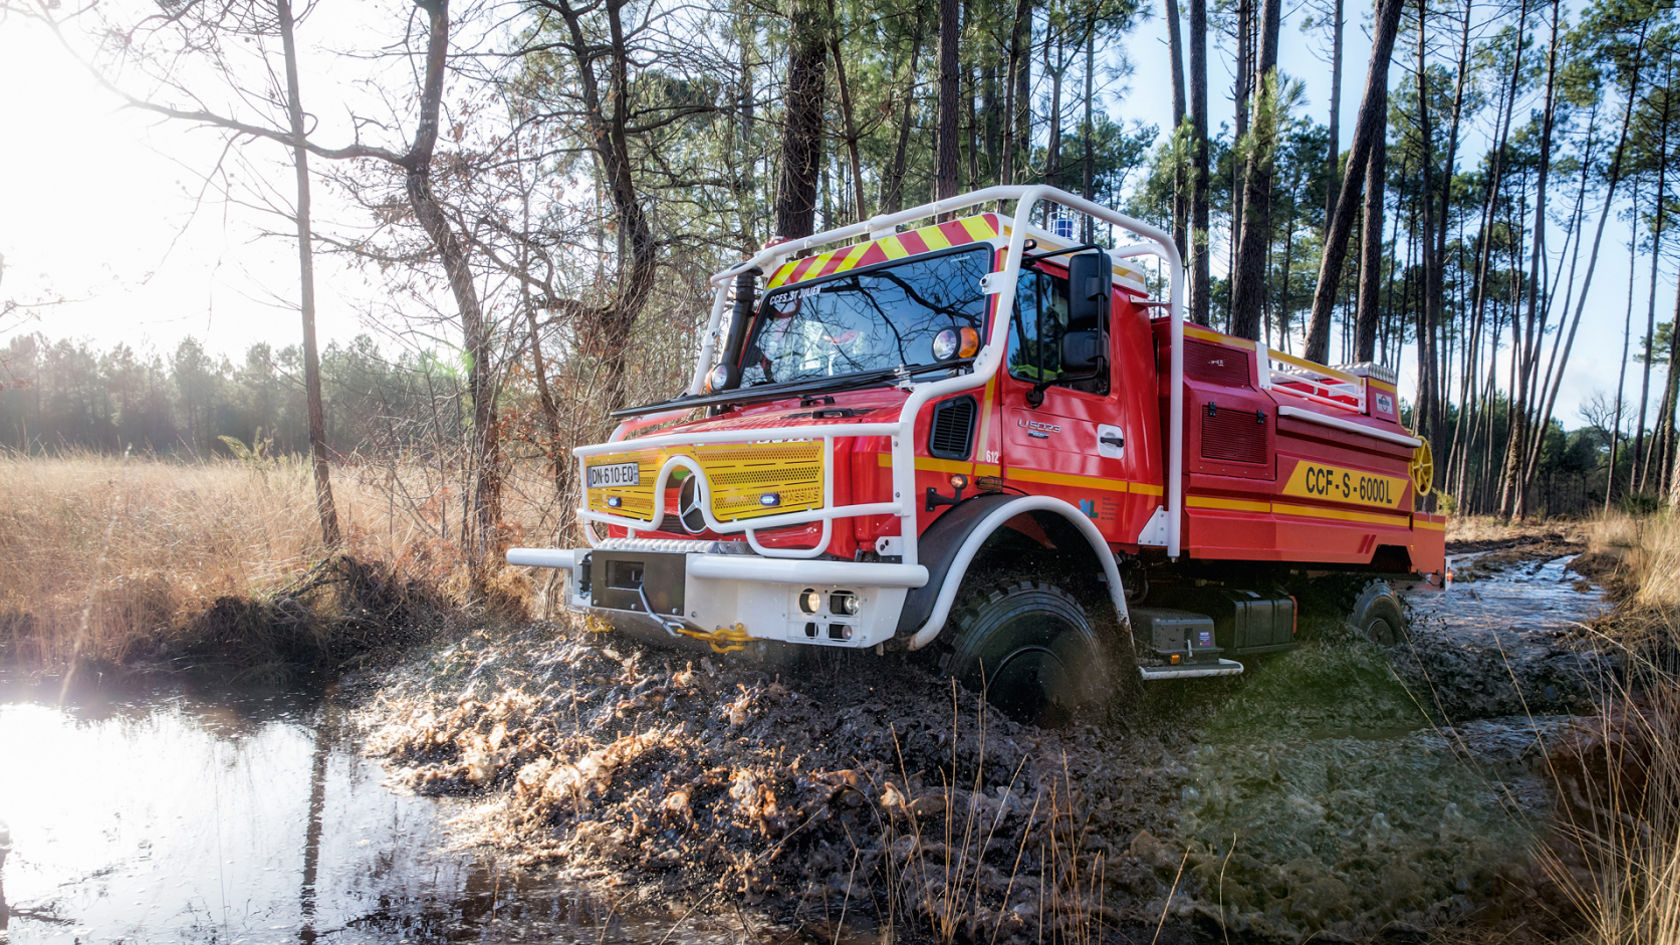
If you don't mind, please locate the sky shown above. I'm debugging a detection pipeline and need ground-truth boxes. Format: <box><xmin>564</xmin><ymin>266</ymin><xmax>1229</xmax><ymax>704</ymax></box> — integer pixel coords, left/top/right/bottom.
<box><xmin>0</xmin><ymin>1</ymin><xmax>1670</xmax><ymax>434</ymax></box>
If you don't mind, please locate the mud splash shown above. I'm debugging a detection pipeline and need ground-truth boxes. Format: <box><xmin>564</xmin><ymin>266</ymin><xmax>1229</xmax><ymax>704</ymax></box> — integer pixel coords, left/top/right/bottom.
<box><xmin>364</xmin><ymin>547</ymin><xmax>1616</xmax><ymax>943</ymax></box>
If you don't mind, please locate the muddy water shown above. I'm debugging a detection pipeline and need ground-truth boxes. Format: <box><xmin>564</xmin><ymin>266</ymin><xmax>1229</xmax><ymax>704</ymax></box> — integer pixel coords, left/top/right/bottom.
<box><xmin>0</xmin><ymin>679</ymin><xmax>766</xmax><ymax>944</ymax></box>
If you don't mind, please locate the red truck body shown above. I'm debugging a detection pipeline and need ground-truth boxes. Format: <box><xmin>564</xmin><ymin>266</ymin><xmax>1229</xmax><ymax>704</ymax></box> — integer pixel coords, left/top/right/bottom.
<box><xmin>510</xmin><ymin>187</ymin><xmax>1444</xmax><ymax>700</ymax></box>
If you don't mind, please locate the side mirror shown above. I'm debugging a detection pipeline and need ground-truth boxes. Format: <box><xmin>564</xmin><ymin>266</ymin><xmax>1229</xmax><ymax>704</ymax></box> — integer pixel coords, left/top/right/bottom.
<box><xmin>1066</xmin><ymin>250</ymin><xmax>1111</xmax><ymax>330</ymax></box>
<box><xmin>1061</xmin><ymin>330</ymin><xmax>1104</xmax><ymax>373</ymax></box>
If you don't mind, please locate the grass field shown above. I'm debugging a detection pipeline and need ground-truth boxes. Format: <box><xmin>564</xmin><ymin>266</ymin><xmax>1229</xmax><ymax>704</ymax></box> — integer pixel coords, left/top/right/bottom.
<box><xmin>0</xmin><ymin>452</ymin><xmax>559</xmax><ymax>672</ymax></box>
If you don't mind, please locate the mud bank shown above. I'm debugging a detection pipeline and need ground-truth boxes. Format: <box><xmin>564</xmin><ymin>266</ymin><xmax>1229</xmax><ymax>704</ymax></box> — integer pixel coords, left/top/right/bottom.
<box><xmin>362</xmin><ymin>545</ymin><xmax>1619</xmax><ymax>943</ymax></box>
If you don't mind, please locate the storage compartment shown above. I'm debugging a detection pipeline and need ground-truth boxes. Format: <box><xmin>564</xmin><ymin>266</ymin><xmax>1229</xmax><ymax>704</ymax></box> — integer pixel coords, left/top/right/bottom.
<box><xmin>1145</xmin><ymin>586</ymin><xmax>1295</xmax><ymax>654</ymax></box>
<box><xmin>1129</xmin><ymin>607</ymin><xmax>1222</xmax><ymax>659</ymax></box>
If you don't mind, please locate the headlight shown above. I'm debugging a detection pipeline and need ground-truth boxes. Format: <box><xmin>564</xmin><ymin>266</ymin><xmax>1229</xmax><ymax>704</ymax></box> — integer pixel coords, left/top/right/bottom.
<box><xmin>704</xmin><ymin>363</ymin><xmax>733</xmax><ymax>393</ymax></box>
<box><xmin>799</xmin><ymin>588</ymin><xmax>822</xmax><ymax>614</ymax></box>
<box><xmin>933</xmin><ymin>327</ymin><xmax>981</xmax><ymax>362</ymax></box>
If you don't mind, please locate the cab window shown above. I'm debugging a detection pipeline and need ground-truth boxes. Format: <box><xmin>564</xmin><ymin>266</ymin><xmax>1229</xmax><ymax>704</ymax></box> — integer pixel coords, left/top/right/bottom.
<box><xmin>1008</xmin><ymin>268</ymin><xmax>1108</xmax><ymax>394</ymax></box>
<box><xmin>1008</xmin><ymin>269</ymin><xmax>1068</xmax><ymax>382</ymax></box>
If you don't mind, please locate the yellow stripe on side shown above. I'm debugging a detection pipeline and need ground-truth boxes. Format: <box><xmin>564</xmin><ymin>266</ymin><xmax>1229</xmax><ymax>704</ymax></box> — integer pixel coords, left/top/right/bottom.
<box><xmin>1007</xmin><ymin>468</ymin><xmax>1131</xmax><ymax>493</ymax></box>
<box><xmin>975</xmin><ymin>377</ymin><xmax>997</xmax><ymax>466</ymax></box>
<box><xmin>1187</xmin><ymin>495</ymin><xmax>1271</xmax><ymax>513</ymax></box>
<box><xmin>879</xmin><ymin>237</ymin><xmax>911</xmax><ymax>260</ymax></box>
<box><xmin>1413</xmin><ymin>517</ymin><xmax>1447</xmax><ymax>531</ymax></box>
<box><xmin>1188</xmin><ymin>494</ymin><xmax>1415</xmax><ymax>528</ymax></box>
<box><xmin>961</xmin><ymin>217</ymin><xmax>997</xmax><ymax>241</ymax></box>
<box><xmin>1272</xmin><ymin>501</ymin><xmax>1410</xmax><ymax>527</ymax></box>
<box><xmin>1183</xmin><ymin>323</ymin><xmax>1238</xmax><ymax>345</ymax></box>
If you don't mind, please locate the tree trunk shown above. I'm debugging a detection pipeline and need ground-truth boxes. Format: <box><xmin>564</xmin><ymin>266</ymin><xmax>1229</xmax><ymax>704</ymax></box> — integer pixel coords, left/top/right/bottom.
<box><xmin>1189</xmin><ymin>0</ymin><xmax>1211</xmax><ymax>323</ymax></box>
<box><xmin>276</xmin><ymin>0</ymin><xmax>340</xmax><ymax>549</ymax></box>
<box><xmin>1412</xmin><ymin>0</ymin><xmax>1438</xmax><ymax>444</ymax></box>
<box><xmin>1081</xmin><ymin>24</ymin><xmax>1095</xmax><ymax>239</ymax></box>
<box><xmin>1634</xmin><ymin>73</ymin><xmax>1672</xmax><ymax>491</ymax></box>
<box><xmin>1165</xmin><ymin>0</ymin><xmax>1189</xmax><ymax>259</ymax></box>
<box><xmin>1323</xmin><ymin>0</ymin><xmax>1343</xmax><ymax>230</ymax></box>
<box><xmin>402</xmin><ymin>0</ymin><xmax>502</xmax><ymax>564</ymax></box>
<box><xmin>1005</xmin><ymin>0</ymin><xmax>1031</xmax><ymax>185</ymax></box>
<box><xmin>935</xmin><ymin>0</ymin><xmax>960</xmax><ymax>201</ymax></box>
<box><xmin>1228</xmin><ymin>0</ymin><xmax>1282</xmax><ymax>340</ymax></box>
<box><xmin>1611</xmin><ymin>203</ymin><xmax>1639</xmax><ymax>513</ymax></box>
<box><xmin>1231</xmin><ymin>0</ymin><xmax>1253</xmax><ymax>290</ymax></box>
<box><xmin>1303</xmin><ymin>0</ymin><xmax>1407</xmax><ymax>362</ymax></box>
<box><xmin>881</xmin><ymin>12</ymin><xmax>925</xmax><ymax>212</ymax></box>
<box><xmin>1352</xmin><ymin>104</ymin><xmax>1387</xmax><ymax>361</ymax></box>
<box><xmin>1045</xmin><ymin>35</ymin><xmax>1064</xmax><ymax>190</ymax></box>
<box><xmin>826</xmin><ymin>2</ymin><xmax>866</xmax><ymax>220</ymax></box>
<box><xmin>775</xmin><ymin>0</ymin><xmax>827</xmax><ymax>238</ymax></box>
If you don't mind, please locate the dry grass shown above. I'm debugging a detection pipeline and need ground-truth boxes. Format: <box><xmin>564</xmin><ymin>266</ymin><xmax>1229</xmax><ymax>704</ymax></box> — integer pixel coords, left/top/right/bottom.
<box><xmin>1448</xmin><ymin>515</ymin><xmax>1589</xmax><ymax>546</ymax></box>
<box><xmin>0</xmin><ymin>451</ymin><xmax>549</xmax><ymax>672</ymax></box>
<box><xmin>1522</xmin><ymin>512</ymin><xmax>1680</xmax><ymax>944</ymax></box>
<box><xmin>1585</xmin><ymin>513</ymin><xmax>1680</xmax><ymax>612</ymax></box>
<box><xmin>1535</xmin><ymin>629</ymin><xmax>1680</xmax><ymax>945</ymax></box>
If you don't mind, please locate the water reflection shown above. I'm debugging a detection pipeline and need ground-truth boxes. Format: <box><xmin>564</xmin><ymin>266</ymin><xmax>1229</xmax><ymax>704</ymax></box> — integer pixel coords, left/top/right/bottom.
<box><xmin>0</xmin><ymin>679</ymin><xmax>769</xmax><ymax>944</ymax></box>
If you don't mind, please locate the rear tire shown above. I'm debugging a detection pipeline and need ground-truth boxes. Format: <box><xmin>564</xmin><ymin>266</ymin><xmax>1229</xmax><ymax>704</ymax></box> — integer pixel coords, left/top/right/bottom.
<box><xmin>941</xmin><ymin>578</ymin><xmax>1118</xmax><ymax>725</ymax></box>
<box><xmin>1347</xmin><ymin>580</ymin><xmax>1407</xmax><ymax>644</ymax></box>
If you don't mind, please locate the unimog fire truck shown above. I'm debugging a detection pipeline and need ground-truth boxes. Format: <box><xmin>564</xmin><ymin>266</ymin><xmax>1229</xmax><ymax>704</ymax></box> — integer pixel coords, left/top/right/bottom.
<box><xmin>509</xmin><ymin>186</ymin><xmax>1446</xmax><ymax>721</ymax></box>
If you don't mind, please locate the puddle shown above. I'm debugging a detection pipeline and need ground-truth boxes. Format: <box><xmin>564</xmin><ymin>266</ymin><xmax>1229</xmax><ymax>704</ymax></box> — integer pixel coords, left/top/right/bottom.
<box><xmin>0</xmin><ymin>678</ymin><xmax>787</xmax><ymax>944</ymax></box>
<box><xmin>1411</xmin><ymin>553</ymin><xmax>1606</xmax><ymax>641</ymax></box>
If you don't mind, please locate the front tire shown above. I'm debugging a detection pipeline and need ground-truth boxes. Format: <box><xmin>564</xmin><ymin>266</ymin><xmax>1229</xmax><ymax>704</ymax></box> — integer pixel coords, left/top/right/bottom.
<box><xmin>941</xmin><ymin>578</ymin><xmax>1117</xmax><ymax>725</ymax></box>
<box><xmin>1347</xmin><ymin>580</ymin><xmax>1408</xmax><ymax>644</ymax></box>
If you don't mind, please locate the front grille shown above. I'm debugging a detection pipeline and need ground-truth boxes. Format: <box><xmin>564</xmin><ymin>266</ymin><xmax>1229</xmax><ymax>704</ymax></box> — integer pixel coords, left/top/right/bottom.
<box><xmin>585</xmin><ymin>441</ymin><xmax>827</xmax><ymax>524</ymax></box>
<box><xmin>699</xmin><ymin>441</ymin><xmax>825</xmax><ymax>521</ymax></box>
<box><xmin>1201</xmin><ymin>406</ymin><xmax>1268</xmax><ymax>464</ymax></box>
<box><xmin>929</xmin><ymin>396</ymin><xmax>977</xmax><ymax>460</ymax></box>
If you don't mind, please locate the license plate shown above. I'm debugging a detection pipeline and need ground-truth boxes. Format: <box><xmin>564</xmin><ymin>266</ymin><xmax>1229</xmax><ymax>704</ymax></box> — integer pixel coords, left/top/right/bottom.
<box><xmin>587</xmin><ymin>462</ymin><xmax>641</xmax><ymax>489</ymax></box>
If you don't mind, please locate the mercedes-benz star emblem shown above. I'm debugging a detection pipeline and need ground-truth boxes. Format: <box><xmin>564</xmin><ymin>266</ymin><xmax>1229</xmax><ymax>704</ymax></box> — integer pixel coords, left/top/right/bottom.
<box><xmin>678</xmin><ymin>475</ymin><xmax>708</xmax><ymax>534</ymax></box>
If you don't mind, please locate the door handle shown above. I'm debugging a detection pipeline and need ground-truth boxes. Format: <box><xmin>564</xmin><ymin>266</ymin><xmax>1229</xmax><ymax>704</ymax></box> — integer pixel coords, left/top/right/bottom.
<box><xmin>1100</xmin><ymin>432</ymin><xmax>1124</xmax><ymax>449</ymax></box>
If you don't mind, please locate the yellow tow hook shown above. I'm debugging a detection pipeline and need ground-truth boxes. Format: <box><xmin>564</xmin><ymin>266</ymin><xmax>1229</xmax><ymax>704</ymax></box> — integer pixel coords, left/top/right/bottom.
<box><xmin>674</xmin><ymin>622</ymin><xmax>754</xmax><ymax>654</ymax></box>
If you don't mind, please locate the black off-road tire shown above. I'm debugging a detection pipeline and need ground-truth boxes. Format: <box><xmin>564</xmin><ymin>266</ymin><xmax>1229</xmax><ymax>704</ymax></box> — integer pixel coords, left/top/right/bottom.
<box><xmin>939</xmin><ymin>577</ymin><xmax>1126</xmax><ymax>725</ymax></box>
<box><xmin>1347</xmin><ymin>580</ymin><xmax>1408</xmax><ymax>645</ymax></box>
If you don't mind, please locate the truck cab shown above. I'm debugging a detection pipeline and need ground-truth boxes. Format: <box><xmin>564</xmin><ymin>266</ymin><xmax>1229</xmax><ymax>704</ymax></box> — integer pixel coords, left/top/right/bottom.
<box><xmin>509</xmin><ymin>186</ymin><xmax>1445</xmax><ymax>720</ymax></box>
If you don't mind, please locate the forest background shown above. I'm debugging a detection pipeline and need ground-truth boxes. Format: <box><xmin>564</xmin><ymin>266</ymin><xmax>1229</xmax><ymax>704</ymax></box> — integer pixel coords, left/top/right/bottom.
<box><xmin>0</xmin><ymin>0</ymin><xmax>1676</xmax><ymax>572</ymax></box>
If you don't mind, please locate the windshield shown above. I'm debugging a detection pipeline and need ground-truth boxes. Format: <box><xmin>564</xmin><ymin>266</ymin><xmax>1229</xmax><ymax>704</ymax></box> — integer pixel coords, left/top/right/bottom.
<box><xmin>742</xmin><ymin>246</ymin><xmax>992</xmax><ymax>386</ymax></box>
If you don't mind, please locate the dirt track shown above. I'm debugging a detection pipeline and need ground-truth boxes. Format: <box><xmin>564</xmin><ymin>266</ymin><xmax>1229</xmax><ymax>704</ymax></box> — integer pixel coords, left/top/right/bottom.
<box><xmin>358</xmin><ymin>538</ymin><xmax>1620</xmax><ymax>943</ymax></box>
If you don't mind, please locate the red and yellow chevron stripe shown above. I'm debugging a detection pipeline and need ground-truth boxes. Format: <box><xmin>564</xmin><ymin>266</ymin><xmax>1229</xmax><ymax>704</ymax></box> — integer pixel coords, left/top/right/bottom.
<box><xmin>765</xmin><ymin>214</ymin><xmax>1003</xmax><ymax>290</ymax></box>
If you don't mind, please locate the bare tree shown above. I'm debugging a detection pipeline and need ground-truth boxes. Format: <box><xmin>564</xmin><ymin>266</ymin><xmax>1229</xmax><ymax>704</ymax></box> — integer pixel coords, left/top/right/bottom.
<box><xmin>276</xmin><ymin>0</ymin><xmax>340</xmax><ymax>548</ymax></box>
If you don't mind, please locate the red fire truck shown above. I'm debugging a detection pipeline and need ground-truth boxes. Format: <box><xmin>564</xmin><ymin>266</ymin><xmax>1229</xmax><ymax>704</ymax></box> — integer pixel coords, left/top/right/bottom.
<box><xmin>509</xmin><ymin>186</ymin><xmax>1446</xmax><ymax>720</ymax></box>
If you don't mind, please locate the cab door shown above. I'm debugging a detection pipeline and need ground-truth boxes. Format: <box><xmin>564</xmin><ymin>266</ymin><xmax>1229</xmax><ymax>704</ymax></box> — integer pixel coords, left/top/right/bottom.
<box><xmin>996</xmin><ymin>261</ymin><xmax>1153</xmax><ymax>546</ymax></box>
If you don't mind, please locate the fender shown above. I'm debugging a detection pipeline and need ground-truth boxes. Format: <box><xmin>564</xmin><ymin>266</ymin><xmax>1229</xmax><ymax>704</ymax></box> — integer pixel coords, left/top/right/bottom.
<box><xmin>897</xmin><ymin>494</ymin><xmax>1130</xmax><ymax>650</ymax></box>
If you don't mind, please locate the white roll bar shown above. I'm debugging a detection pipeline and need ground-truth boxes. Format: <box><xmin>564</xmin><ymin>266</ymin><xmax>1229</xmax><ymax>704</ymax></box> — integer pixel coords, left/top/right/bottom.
<box><xmin>650</xmin><ymin>185</ymin><xmax>1187</xmax><ymax>561</ymax></box>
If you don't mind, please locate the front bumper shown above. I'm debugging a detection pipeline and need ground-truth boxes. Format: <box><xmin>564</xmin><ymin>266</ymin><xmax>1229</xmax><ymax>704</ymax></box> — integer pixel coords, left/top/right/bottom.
<box><xmin>507</xmin><ymin>541</ymin><xmax>927</xmax><ymax>649</ymax></box>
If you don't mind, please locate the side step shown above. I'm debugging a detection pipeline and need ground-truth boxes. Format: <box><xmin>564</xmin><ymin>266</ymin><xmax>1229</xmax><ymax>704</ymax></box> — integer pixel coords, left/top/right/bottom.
<box><xmin>1138</xmin><ymin>658</ymin><xmax>1245</xmax><ymax>681</ymax></box>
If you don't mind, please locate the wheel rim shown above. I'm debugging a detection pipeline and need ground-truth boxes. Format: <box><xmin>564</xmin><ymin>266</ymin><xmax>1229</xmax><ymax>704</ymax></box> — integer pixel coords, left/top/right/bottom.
<box><xmin>986</xmin><ymin>645</ymin><xmax>1068</xmax><ymax>721</ymax></box>
<box><xmin>1367</xmin><ymin>616</ymin><xmax>1395</xmax><ymax>645</ymax></box>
